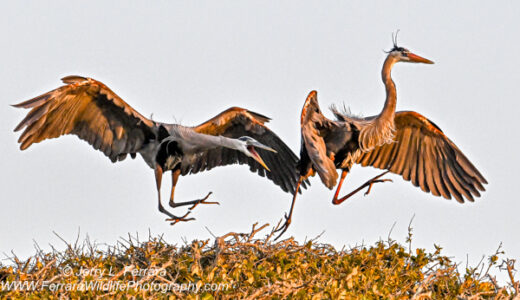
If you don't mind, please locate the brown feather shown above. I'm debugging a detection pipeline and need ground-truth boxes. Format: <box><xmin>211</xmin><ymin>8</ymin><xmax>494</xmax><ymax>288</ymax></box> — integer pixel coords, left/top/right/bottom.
<box><xmin>355</xmin><ymin>111</ymin><xmax>486</xmax><ymax>202</ymax></box>
<box><xmin>299</xmin><ymin>91</ymin><xmax>338</xmax><ymax>189</ymax></box>
<box><xmin>187</xmin><ymin>106</ymin><xmax>304</xmax><ymax>194</ymax></box>
<box><xmin>13</xmin><ymin>76</ymin><xmax>156</xmax><ymax>162</ymax></box>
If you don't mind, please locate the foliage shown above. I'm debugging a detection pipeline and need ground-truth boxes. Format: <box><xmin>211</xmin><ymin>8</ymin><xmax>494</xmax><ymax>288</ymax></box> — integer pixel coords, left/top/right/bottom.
<box><xmin>0</xmin><ymin>223</ymin><xmax>518</xmax><ymax>299</ymax></box>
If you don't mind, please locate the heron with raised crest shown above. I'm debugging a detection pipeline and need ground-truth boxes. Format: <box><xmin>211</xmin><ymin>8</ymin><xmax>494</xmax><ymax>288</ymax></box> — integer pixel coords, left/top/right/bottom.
<box><xmin>274</xmin><ymin>35</ymin><xmax>487</xmax><ymax>238</ymax></box>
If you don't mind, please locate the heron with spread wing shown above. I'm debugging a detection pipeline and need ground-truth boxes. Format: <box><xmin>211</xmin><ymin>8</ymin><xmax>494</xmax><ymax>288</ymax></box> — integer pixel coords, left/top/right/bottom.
<box><xmin>274</xmin><ymin>38</ymin><xmax>487</xmax><ymax>238</ymax></box>
<box><xmin>13</xmin><ymin>76</ymin><xmax>306</xmax><ymax>224</ymax></box>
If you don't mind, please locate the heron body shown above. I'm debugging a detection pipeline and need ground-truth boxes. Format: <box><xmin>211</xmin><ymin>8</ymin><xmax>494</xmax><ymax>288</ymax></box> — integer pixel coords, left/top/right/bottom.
<box><xmin>13</xmin><ymin>76</ymin><xmax>306</xmax><ymax>224</ymax></box>
<box><xmin>274</xmin><ymin>40</ymin><xmax>487</xmax><ymax>239</ymax></box>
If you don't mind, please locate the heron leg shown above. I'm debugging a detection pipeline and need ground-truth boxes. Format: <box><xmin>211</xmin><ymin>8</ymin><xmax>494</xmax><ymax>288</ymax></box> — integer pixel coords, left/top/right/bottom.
<box><xmin>154</xmin><ymin>165</ymin><xmax>194</xmax><ymax>225</ymax></box>
<box><xmin>274</xmin><ymin>176</ymin><xmax>303</xmax><ymax>240</ymax></box>
<box><xmin>168</xmin><ymin>169</ymin><xmax>219</xmax><ymax>211</ymax></box>
<box><xmin>332</xmin><ymin>170</ymin><xmax>392</xmax><ymax>205</ymax></box>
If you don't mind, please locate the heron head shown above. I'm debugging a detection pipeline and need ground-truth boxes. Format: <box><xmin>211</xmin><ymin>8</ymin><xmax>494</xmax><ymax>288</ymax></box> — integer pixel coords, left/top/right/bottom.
<box><xmin>386</xmin><ymin>31</ymin><xmax>434</xmax><ymax>64</ymax></box>
<box><xmin>237</xmin><ymin>136</ymin><xmax>277</xmax><ymax>171</ymax></box>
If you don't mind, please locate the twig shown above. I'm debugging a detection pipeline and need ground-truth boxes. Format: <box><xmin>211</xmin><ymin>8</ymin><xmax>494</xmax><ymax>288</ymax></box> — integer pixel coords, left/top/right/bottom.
<box><xmin>248</xmin><ymin>223</ymin><xmax>269</xmax><ymax>242</ymax></box>
<box><xmin>205</xmin><ymin>226</ymin><xmax>217</xmax><ymax>239</ymax></box>
<box><xmin>387</xmin><ymin>221</ymin><xmax>397</xmax><ymax>244</ymax></box>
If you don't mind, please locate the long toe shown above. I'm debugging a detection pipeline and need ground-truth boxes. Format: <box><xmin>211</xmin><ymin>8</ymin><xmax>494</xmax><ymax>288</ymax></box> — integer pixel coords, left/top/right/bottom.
<box><xmin>366</xmin><ymin>178</ymin><xmax>393</xmax><ymax>195</ymax></box>
<box><xmin>190</xmin><ymin>202</ymin><xmax>213</xmax><ymax>210</ymax></box>
<box><xmin>374</xmin><ymin>179</ymin><xmax>393</xmax><ymax>183</ymax></box>
<box><xmin>166</xmin><ymin>211</ymin><xmax>195</xmax><ymax>226</ymax></box>
<box><xmin>189</xmin><ymin>194</ymin><xmax>219</xmax><ymax>210</ymax></box>
<box><xmin>274</xmin><ymin>225</ymin><xmax>289</xmax><ymax>241</ymax></box>
<box><xmin>168</xmin><ymin>217</ymin><xmax>196</xmax><ymax>226</ymax></box>
<box><xmin>273</xmin><ymin>217</ymin><xmax>292</xmax><ymax>240</ymax></box>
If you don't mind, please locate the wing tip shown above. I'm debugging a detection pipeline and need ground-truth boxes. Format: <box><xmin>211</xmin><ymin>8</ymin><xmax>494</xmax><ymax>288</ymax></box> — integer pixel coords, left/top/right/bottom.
<box><xmin>13</xmin><ymin>123</ymin><xmax>24</xmax><ymax>132</ymax></box>
<box><xmin>303</xmin><ymin>91</ymin><xmax>318</xmax><ymax>106</ymax></box>
<box><xmin>61</xmin><ymin>75</ymin><xmax>87</xmax><ymax>84</ymax></box>
<box><xmin>245</xmin><ymin>109</ymin><xmax>271</xmax><ymax>123</ymax></box>
<box><xmin>19</xmin><ymin>140</ymin><xmax>31</xmax><ymax>151</ymax></box>
<box><xmin>222</xmin><ymin>106</ymin><xmax>272</xmax><ymax>122</ymax></box>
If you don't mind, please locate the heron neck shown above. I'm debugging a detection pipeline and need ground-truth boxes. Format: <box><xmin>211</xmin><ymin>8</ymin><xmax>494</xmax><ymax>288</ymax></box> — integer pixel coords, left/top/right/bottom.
<box><xmin>219</xmin><ymin>136</ymin><xmax>243</xmax><ymax>151</ymax></box>
<box><xmin>201</xmin><ymin>134</ymin><xmax>240</xmax><ymax>151</ymax></box>
<box><xmin>177</xmin><ymin>127</ymin><xmax>242</xmax><ymax>152</ymax></box>
<box><xmin>380</xmin><ymin>56</ymin><xmax>397</xmax><ymax>121</ymax></box>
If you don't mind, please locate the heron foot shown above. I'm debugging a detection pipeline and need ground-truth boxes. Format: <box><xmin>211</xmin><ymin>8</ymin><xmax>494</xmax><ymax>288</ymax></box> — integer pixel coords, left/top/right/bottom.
<box><xmin>273</xmin><ymin>213</ymin><xmax>292</xmax><ymax>241</ymax></box>
<box><xmin>166</xmin><ymin>211</ymin><xmax>195</xmax><ymax>226</ymax></box>
<box><xmin>364</xmin><ymin>178</ymin><xmax>393</xmax><ymax>196</ymax></box>
<box><xmin>168</xmin><ymin>192</ymin><xmax>219</xmax><ymax>210</ymax></box>
<box><xmin>189</xmin><ymin>192</ymin><xmax>219</xmax><ymax>210</ymax></box>
<box><xmin>158</xmin><ymin>205</ymin><xmax>195</xmax><ymax>226</ymax></box>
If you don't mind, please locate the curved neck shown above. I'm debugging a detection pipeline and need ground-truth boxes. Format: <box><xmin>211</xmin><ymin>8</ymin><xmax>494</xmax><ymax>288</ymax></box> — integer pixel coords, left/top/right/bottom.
<box><xmin>357</xmin><ymin>55</ymin><xmax>399</xmax><ymax>152</ymax></box>
<box><xmin>379</xmin><ymin>56</ymin><xmax>398</xmax><ymax>121</ymax></box>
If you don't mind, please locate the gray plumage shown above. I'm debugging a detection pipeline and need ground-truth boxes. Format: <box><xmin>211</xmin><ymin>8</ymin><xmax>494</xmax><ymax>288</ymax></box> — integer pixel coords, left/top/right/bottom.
<box><xmin>13</xmin><ymin>76</ymin><xmax>306</xmax><ymax>224</ymax></box>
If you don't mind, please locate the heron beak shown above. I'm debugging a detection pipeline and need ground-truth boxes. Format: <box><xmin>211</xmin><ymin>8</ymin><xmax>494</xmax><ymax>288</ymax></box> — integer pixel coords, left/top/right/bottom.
<box><xmin>247</xmin><ymin>146</ymin><xmax>271</xmax><ymax>171</ymax></box>
<box><xmin>247</xmin><ymin>141</ymin><xmax>276</xmax><ymax>172</ymax></box>
<box><xmin>407</xmin><ymin>52</ymin><xmax>434</xmax><ymax>64</ymax></box>
<box><xmin>250</xmin><ymin>141</ymin><xmax>277</xmax><ymax>153</ymax></box>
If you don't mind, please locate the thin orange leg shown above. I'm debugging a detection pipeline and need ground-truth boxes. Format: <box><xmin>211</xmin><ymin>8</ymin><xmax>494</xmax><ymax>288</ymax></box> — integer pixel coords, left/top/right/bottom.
<box><xmin>274</xmin><ymin>176</ymin><xmax>303</xmax><ymax>240</ymax></box>
<box><xmin>332</xmin><ymin>170</ymin><xmax>392</xmax><ymax>205</ymax></box>
<box><xmin>154</xmin><ymin>164</ymin><xmax>193</xmax><ymax>225</ymax></box>
<box><xmin>168</xmin><ymin>169</ymin><xmax>218</xmax><ymax>211</ymax></box>
<box><xmin>332</xmin><ymin>170</ymin><xmax>349</xmax><ymax>204</ymax></box>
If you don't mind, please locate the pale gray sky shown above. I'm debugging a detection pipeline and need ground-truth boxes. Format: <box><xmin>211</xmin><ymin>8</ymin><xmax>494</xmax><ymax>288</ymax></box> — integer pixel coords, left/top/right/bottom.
<box><xmin>1</xmin><ymin>1</ymin><xmax>518</xmax><ymax>280</ymax></box>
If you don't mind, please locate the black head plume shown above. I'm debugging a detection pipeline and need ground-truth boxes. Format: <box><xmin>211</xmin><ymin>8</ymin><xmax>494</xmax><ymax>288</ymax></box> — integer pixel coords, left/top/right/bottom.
<box><xmin>385</xmin><ymin>30</ymin><xmax>407</xmax><ymax>53</ymax></box>
<box><xmin>392</xmin><ymin>30</ymin><xmax>400</xmax><ymax>48</ymax></box>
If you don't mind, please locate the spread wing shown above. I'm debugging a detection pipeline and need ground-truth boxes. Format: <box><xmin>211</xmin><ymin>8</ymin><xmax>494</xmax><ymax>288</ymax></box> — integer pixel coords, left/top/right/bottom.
<box><xmin>13</xmin><ymin>76</ymin><xmax>157</xmax><ymax>162</ymax></box>
<box><xmin>300</xmin><ymin>91</ymin><xmax>339</xmax><ymax>189</ymax></box>
<box><xmin>184</xmin><ymin>107</ymin><xmax>306</xmax><ymax>194</ymax></box>
<box><xmin>356</xmin><ymin>111</ymin><xmax>487</xmax><ymax>202</ymax></box>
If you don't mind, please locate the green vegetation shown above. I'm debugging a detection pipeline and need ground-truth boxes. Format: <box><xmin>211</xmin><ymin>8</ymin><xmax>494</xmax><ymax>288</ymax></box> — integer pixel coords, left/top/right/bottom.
<box><xmin>1</xmin><ymin>223</ymin><xmax>518</xmax><ymax>299</ymax></box>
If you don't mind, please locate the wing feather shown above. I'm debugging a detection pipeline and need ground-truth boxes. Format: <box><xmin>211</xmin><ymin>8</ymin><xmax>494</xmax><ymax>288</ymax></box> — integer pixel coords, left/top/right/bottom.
<box><xmin>13</xmin><ymin>76</ymin><xmax>157</xmax><ymax>162</ymax></box>
<box><xmin>429</xmin><ymin>139</ymin><xmax>450</xmax><ymax>199</ymax></box>
<box><xmin>355</xmin><ymin>111</ymin><xmax>486</xmax><ymax>202</ymax></box>
<box><xmin>180</xmin><ymin>107</ymin><xmax>305</xmax><ymax>194</ymax></box>
<box><xmin>417</xmin><ymin>141</ymin><xmax>429</xmax><ymax>193</ymax></box>
<box><xmin>299</xmin><ymin>91</ymin><xmax>339</xmax><ymax>189</ymax></box>
<box><xmin>409</xmin><ymin>134</ymin><xmax>421</xmax><ymax>186</ymax></box>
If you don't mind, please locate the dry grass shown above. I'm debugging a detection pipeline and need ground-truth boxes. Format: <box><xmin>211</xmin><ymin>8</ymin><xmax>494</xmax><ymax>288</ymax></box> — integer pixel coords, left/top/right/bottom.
<box><xmin>1</xmin><ymin>222</ymin><xmax>518</xmax><ymax>299</ymax></box>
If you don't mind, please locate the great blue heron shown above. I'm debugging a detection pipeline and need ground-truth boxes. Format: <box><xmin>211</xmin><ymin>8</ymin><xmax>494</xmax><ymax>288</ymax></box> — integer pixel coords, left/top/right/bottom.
<box><xmin>13</xmin><ymin>76</ymin><xmax>307</xmax><ymax>224</ymax></box>
<box><xmin>274</xmin><ymin>39</ymin><xmax>487</xmax><ymax>238</ymax></box>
